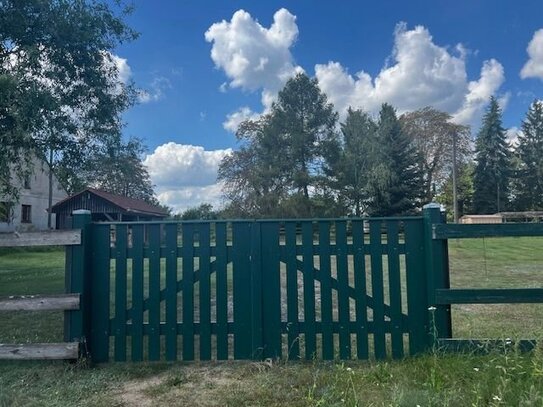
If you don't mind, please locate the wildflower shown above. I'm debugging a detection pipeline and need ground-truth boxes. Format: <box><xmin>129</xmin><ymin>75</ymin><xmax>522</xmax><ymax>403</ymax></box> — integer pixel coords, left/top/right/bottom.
<box><xmin>428</xmin><ymin>306</ymin><xmax>436</xmax><ymax>311</ymax></box>
<box><xmin>346</xmin><ymin>367</ymin><xmax>352</xmax><ymax>372</ymax></box>
<box><xmin>492</xmin><ymin>395</ymin><xmax>501</xmax><ymax>401</ymax></box>
<box><xmin>473</xmin><ymin>367</ymin><xmax>479</xmax><ymax>372</ymax></box>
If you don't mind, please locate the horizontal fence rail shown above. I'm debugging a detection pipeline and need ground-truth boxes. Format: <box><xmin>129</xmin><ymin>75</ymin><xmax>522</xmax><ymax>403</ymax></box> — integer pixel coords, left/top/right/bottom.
<box><xmin>0</xmin><ymin>343</ymin><xmax>79</xmax><ymax>360</ymax></box>
<box><xmin>435</xmin><ymin>288</ymin><xmax>543</xmax><ymax>304</ymax></box>
<box><xmin>0</xmin><ymin>230</ymin><xmax>81</xmax><ymax>247</ymax></box>
<box><xmin>89</xmin><ymin>218</ymin><xmax>429</xmax><ymax>363</ymax></box>
<box><xmin>433</xmin><ymin>223</ymin><xmax>543</xmax><ymax>239</ymax></box>
<box><xmin>0</xmin><ymin>294</ymin><xmax>80</xmax><ymax>311</ymax></box>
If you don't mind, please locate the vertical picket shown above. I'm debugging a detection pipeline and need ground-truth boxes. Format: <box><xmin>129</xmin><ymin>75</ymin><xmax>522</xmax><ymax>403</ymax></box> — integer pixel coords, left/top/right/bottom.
<box><xmin>302</xmin><ymin>222</ymin><xmax>316</xmax><ymax>359</ymax></box>
<box><xmin>131</xmin><ymin>224</ymin><xmax>144</xmax><ymax>361</ymax></box>
<box><xmin>165</xmin><ymin>224</ymin><xmax>178</xmax><ymax>361</ymax></box>
<box><xmin>369</xmin><ymin>220</ymin><xmax>386</xmax><ymax>359</ymax></box>
<box><xmin>215</xmin><ymin>223</ymin><xmax>229</xmax><ymax>360</ymax></box>
<box><xmin>386</xmin><ymin>221</ymin><xmax>403</xmax><ymax>359</ymax></box>
<box><xmin>148</xmin><ymin>224</ymin><xmax>161</xmax><ymax>361</ymax></box>
<box><xmin>232</xmin><ymin>222</ymin><xmax>252</xmax><ymax>359</ymax></box>
<box><xmin>261</xmin><ymin>222</ymin><xmax>281</xmax><ymax>359</ymax></box>
<box><xmin>90</xmin><ymin>224</ymin><xmax>111</xmax><ymax>363</ymax></box>
<box><xmin>182</xmin><ymin>223</ymin><xmax>195</xmax><ymax>360</ymax></box>
<box><xmin>352</xmin><ymin>220</ymin><xmax>368</xmax><ymax>359</ymax></box>
<box><xmin>336</xmin><ymin>221</ymin><xmax>351</xmax><ymax>359</ymax></box>
<box><xmin>114</xmin><ymin>224</ymin><xmax>127</xmax><ymax>361</ymax></box>
<box><xmin>285</xmin><ymin>222</ymin><xmax>300</xmax><ymax>360</ymax></box>
<box><xmin>250</xmin><ymin>222</ymin><xmax>263</xmax><ymax>359</ymax></box>
<box><xmin>318</xmin><ymin>221</ymin><xmax>333</xmax><ymax>360</ymax></box>
<box><xmin>199</xmin><ymin>223</ymin><xmax>212</xmax><ymax>360</ymax></box>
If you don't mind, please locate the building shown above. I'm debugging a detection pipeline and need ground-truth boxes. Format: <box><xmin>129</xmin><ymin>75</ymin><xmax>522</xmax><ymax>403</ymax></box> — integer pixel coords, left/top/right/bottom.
<box><xmin>0</xmin><ymin>157</ymin><xmax>67</xmax><ymax>232</ymax></box>
<box><xmin>52</xmin><ymin>188</ymin><xmax>168</xmax><ymax>229</ymax></box>
<box><xmin>459</xmin><ymin>214</ymin><xmax>503</xmax><ymax>224</ymax></box>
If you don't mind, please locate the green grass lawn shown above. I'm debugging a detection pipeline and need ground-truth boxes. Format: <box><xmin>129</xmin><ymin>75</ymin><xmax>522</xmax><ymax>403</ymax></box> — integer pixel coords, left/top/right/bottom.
<box><xmin>1</xmin><ymin>237</ymin><xmax>543</xmax><ymax>406</ymax></box>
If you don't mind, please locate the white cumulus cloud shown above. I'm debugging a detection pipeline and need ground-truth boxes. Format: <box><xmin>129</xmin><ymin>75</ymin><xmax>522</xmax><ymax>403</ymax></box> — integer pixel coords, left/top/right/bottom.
<box><xmin>144</xmin><ymin>142</ymin><xmax>232</xmax><ymax>213</ymax></box>
<box><xmin>315</xmin><ymin>23</ymin><xmax>505</xmax><ymax>126</ymax></box>
<box><xmin>521</xmin><ymin>28</ymin><xmax>543</xmax><ymax>81</ymax></box>
<box><xmin>222</xmin><ymin>106</ymin><xmax>260</xmax><ymax>132</ymax></box>
<box><xmin>205</xmin><ymin>8</ymin><xmax>303</xmax><ymax>131</ymax></box>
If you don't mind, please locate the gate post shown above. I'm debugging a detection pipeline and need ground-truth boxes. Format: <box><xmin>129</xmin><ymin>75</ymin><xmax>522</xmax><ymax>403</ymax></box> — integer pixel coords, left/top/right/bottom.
<box><xmin>423</xmin><ymin>203</ymin><xmax>452</xmax><ymax>346</ymax></box>
<box><xmin>64</xmin><ymin>209</ymin><xmax>92</xmax><ymax>358</ymax></box>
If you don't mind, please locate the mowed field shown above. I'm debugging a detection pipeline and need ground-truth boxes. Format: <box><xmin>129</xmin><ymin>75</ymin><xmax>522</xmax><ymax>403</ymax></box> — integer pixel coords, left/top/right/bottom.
<box><xmin>0</xmin><ymin>237</ymin><xmax>543</xmax><ymax>406</ymax></box>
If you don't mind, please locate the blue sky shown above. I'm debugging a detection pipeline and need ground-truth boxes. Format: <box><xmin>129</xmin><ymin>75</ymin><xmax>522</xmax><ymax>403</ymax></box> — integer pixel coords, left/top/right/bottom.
<box><xmin>110</xmin><ymin>1</ymin><xmax>543</xmax><ymax>212</ymax></box>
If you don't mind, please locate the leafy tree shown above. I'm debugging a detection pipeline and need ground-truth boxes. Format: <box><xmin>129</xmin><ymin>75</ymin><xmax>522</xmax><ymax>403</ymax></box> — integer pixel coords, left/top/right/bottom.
<box><xmin>368</xmin><ymin>104</ymin><xmax>423</xmax><ymax>216</ymax></box>
<box><xmin>69</xmin><ymin>137</ymin><xmax>158</xmax><ymax>205</ymax></box>
<box><xmin>179</xmin><ymin>203</ymin><xmax>218</xmax><ymax>220</ymax></box>
<box><xmin>513</xmin><ymin>100</ymin><xmax>543</xmax><ymax>210</ymax></box>
<box><xmin>436</xmin><ymin>162</ymin><xmax>474</xmax><ymax>220</ymax></box>
<box><xmin>322</xmin><ymin>108</ymin><xmax>377</xmax><ymax>216</ymax></box>
<box><xmin>472</xmin><ymin>97</ymin><xmax>511</xmax><ymax>214</ymax></box>
<box><xmin>0</xmin><ymin>0</ymin><xmax>137</xmax><ymax>199</ymax></box>
<box><xmin>219</xmin><ymin>73</ymin><xmax>338</xmax><ymax>217</ymax></box>
<box><xmin>401</xmin><ymin>107</ymin><xmax>471</xmax><ymax>203</ymax></box>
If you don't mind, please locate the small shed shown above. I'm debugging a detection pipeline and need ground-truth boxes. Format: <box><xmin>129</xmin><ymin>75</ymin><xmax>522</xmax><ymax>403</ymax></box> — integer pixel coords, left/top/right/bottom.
<box><xmin>52</xmin><ymin>188</ymin><xmax>168</xmax><ymax>229</ymax></box>
<box><xmin>459</xmin><ymin>214</ymin><xmax>503</xmax><ymax>224</ymax></box>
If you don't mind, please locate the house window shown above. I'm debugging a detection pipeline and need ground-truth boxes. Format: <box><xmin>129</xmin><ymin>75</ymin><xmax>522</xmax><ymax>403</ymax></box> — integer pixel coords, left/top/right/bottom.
<box><xmin>0</xmin><ymin>202</ymin><xmax>12</xmax><ymax>223</ymax></box>
<box><xmin>23</xmin><ymin>175</ymin><xmax>31</xmax><ymax>189</ymax></box>
<box><xmin>21</xmin><ymin>204</ymin><xmax>32</xmax><ymax>223</ymax></box>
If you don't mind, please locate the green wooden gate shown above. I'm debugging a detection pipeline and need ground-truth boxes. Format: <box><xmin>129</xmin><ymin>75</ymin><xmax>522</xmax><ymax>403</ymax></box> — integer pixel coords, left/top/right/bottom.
<box><xmin>73</xmin><ymin>212</ymin><xmax>440</xmax><ymax>363</ymax></box>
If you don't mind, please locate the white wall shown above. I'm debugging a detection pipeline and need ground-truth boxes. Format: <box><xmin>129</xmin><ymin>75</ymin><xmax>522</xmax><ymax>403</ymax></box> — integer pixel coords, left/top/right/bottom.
<box><xmin>0</xmin><ymin>157</ymin><xmax>67</xmax><ymax>232</ymax></box>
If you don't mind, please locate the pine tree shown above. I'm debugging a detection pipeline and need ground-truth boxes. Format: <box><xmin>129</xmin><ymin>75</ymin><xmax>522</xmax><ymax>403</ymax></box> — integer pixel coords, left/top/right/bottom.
<box><xmin>473</xmin><ymin>97</ymin><xmax>511</xmax><ymax>214</ymax></box>
<box><xmin>368</xmin><ymin>104</ymin><xmax>423</xmax><ymax>216</ymax></box>
<box><xmin>514</xmin><ymin>100</ymin><xmax>543</xmax><ymax>210</ymax></box>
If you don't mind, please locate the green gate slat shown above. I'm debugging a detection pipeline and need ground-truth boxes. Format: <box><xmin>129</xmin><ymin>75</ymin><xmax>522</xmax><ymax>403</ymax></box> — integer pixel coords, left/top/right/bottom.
<box><xmin>232</xmin><ymin>222</ymin><xmax>252</xmax><ymax>359</ymax></box>
<box><xmin>182</xmin><ymin>223</ymin><xmax>195</xmax><ymax>360</ymax></box>
<box><xmin>352</xmin><ymin>220</ymin><xmax>368</xmax><ymax>359</ymax></box>
<box><xmin>285</xmin><ymin>222</ymin><xmax>300</xmax><ymax>360</ymax></box>
<box><xmin>336</xmin><ymin>221</ymin><xmax>351</xmax><ymax>359</ymax></box>
<box><xmin>131</xmin><ymin>225</ymin><xmax>144</xmax><ymax>361</ymax></box>
<box><xmin>215</xmin><ymin>223</ymin><xmax>229</xmax><ymax>360</ymax></box>
<box><xmin>148</xmin><ymin>224</ymin><xmax>161</xmax><ymax>361</ymax></box>
<box><xmin>404</xmin><ymin>220</ymin><xmax>428</xmax><ymax>354</ymax></box>
<box><xmin>114</xmin><ymin>224</ymin><xmax>128</xmax><ymax>361</ymax></box>
<box><xmin>261</xmin><ymin>222</ymin><xmax>281</xmax><ymax>359</ymax></box>
<box><xmin>165</xmin><ymin>224</ymin><xmax>178</xmax><ymax>361</ymax></box>
<box><xmin>250</xmin><ymin>223</ymin><xmax>263</xmax><ymax>359</ymax></box>
<box><xmin>198</xmin><ymin>223</ymin><xmax>212</xmax><ymax>360</ymax></box>
<box><xmin>369</xmin><ymin>220</ymin><xmax>386</xmax><ymax>359</ymax></box>
<box><xmin>301</xmin><ymin>222</ymin><xmax>316</xmax><ymax>359</ymax></box>
<box><xmin>91</xmin><ymin>224</ymin><xmax>111</xmax><ymax>363</ymax></box>
<box><xmin>318</xmin><ymin>221</ymin><xmax>333</xmax><ymax>360</ymax></box>
<box><xmin>386</xmin><ymin>221</ymin><xmax>403</xmax><ymax>359</ymax></box>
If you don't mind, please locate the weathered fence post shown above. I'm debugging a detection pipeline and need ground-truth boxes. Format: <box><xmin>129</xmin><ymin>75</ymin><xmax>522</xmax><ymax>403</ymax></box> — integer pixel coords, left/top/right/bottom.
<box><xmin>64</xmin><ymin>209</ymin><xmax>92</xmax><ymax>357</ymax></box>
<box><xmin>423</xmin><ymin>203</ymin><xmax>452</xmax><ymax>347</ymax></box>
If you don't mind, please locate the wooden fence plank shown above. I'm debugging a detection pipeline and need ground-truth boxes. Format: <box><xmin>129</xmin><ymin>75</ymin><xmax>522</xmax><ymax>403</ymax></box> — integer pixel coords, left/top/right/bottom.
<box><xmin>165</xmin><ymin>224</ymin><xmax>178</xmax><ymax>361</ymax></box>
<box><xmin>0</xmin><ymin>230</ymin><xmax>81</xmax><ymax>247</ymax></box>
<box><xmin>433</xmin><ymin>223</ymin><xmax>543</xmax><ymax>239</ymax></box>
<box><xmin>302</xmin><ymin>222</ymin><xmax>316</xmax><ymax>359</ymax></box>
<box><xmin>336</xmin><ymin>221</ymin><xmax>351</xmax><ymax>359</ymax></box>
<box><xmin>386</xmin><ymin>221</ymin><xmax>403</xmax><ymax>359</ymax></box>
<box><xmin>114</xmin><ymin>224</ymin><xmax>128</xmax><ymax>362</ymax></box>
<box><xmin>215</xmin><ymin>223</ymin><xmax>229</xmax><ymax>360</ymax></box>
<box><xmin>369</xmin><ymin>220</ymin><xmax>386</xmax><ymax>359</ymax></box>
<box><xmin>198</xmin><ymin>223</ymin><xmax>212</xmax><ymax>361</ymax></box>
<box><xmin>182</xmin><ymin>223</ymin><xmax>195</xmax><ymax>360</ymax></box>
<box><xmin>131</xmin><ymin>224</ymin><xmax>144</xmax><ymax>362</ymax></box>
<box><xmin>435</xmin><ymin>288</ymin><xmax>543</xmax><ymax>304</ymax></box>
<box><xmin>0</xmin><ymin>343</ymin><xmax>79</xmax><ymax>360</ymax></box>
<box><xmin>0</xmin><ymin>294</ymin><xmax>79</xmax><ymax>311</ymax></box>
<box><xmin>285</xmin><ymin>222</ymin><xmax>300</xmax><ymax>361</ymax></box>
<box><xmin>148</xmin><ymin>224</ymin><xmax>161</xmax><ymax>361</ymax></box>
<box><xmin>318</xmin><ymin>221</ymin><xmax>333</xmax><ymax>360</ymax></box>
<box><xmin>352</xmin><ymin>220</ymin><xmax>369</xmax><ymax>359</ymax></box>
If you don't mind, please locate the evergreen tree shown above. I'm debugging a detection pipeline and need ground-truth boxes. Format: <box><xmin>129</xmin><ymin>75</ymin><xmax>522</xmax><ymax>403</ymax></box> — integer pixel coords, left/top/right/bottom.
<box><xmin>322</xmin><ymin>108</ymin><xmax>377</xmax><ymax>216</ymax></box>
<box><xmin>368</xmin><ymin>104</ymin><xmax>423</xmax><ymax>216</ymax></box>
<box><xmin>514</xmin><ymin>100</ymin><xmax>543</xmax><ymax>210</ymax></box>
<box><xmin>473</xmin><ymin>97</ymin><xmax>511</xmax><ymax>214</ymax></box>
